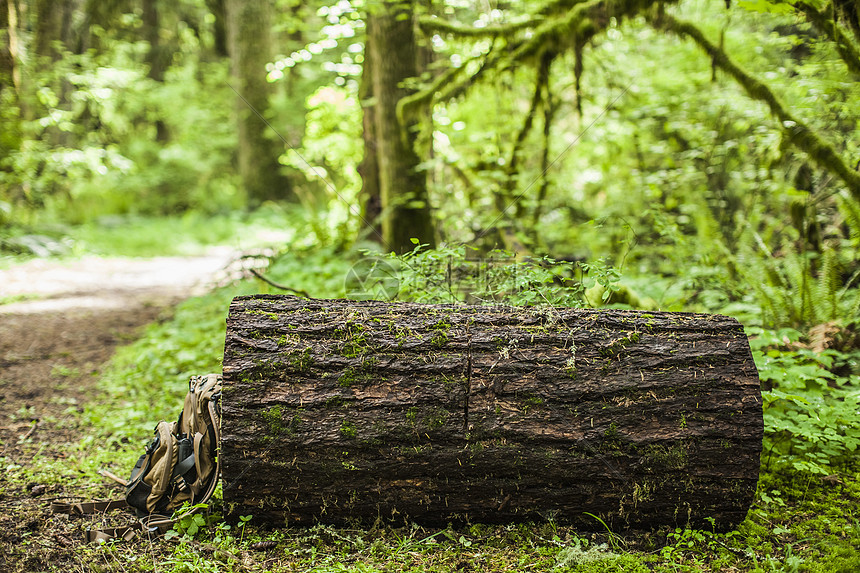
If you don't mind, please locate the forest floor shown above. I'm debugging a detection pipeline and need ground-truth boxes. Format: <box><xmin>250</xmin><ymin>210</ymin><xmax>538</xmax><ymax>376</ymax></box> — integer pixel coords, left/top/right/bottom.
<box><xmin>0</xmin><ymin>251</ymin><xmax>235</xmax><ymax>571</ymax></box>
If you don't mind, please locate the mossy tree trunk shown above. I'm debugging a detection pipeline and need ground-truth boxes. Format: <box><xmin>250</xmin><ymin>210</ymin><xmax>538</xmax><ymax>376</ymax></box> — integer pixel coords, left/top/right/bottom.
<box><xmin>0</xmin><ymin>0</ymin><xmax>15</xmax><ymax>108</ymax></box>
<box><xmin>357</xmin><ymin>15</ymin><xmax>382</xmax><ymax>244</ymax></box>
<box><xmin>221</xmin><ymin>295</ymin><xmax>763</xmax><ymax>532</ymax></box>
<box><xmin>204</xmin><ymin>0</ymin><xmax>228</xmax><ymax>58</ymax></box>
<box><xmin>142</xmin><ymin>0</ymin><xmax>169</xmax><ymax>142</ymax></box>
<box><xmin>364</xmin><ymin>1</ymin><xmax>435</xmax><ymax>253</ymax></box>
<box><xmin>31</xmin><ymin>0</ymin><xmax>83</xmax><ymax>147</ymax></box>
<box><xmin>225</xmin><ymin>0</ymin><xmax>292</xmax><ymax>205</ymax></box>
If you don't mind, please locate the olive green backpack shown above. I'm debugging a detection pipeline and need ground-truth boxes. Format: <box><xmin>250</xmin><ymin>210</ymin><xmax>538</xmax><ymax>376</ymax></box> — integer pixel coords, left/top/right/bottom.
<box><xmin>52</xmin><ymin>374</ymin><xmax>222</xmax><ymax>542</ymax></box>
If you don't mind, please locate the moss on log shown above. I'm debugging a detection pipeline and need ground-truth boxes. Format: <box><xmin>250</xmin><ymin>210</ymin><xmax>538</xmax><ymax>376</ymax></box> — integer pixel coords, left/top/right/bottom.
<box><xmin>220</xmin><ymin>295</ymin><xmax>762</xmax><ymax>531</ymax></box>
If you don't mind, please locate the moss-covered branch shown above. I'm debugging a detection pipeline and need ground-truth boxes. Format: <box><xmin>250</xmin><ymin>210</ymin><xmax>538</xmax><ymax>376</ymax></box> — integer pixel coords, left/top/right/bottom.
<box><xmin>396</xmin><ymin>43</ymin><xmax>510</xmax><ymax>128</ymax></box>
<box><xmin>651</xmin><ymin>11</ymin><xmax>860</xmax><ymax>201</ymax></box>
<box><xmin>418</xmin><ymin>15</ymin><xmax>543</xmax><ymax>37</ymax></box>
<box><xmin>402</xmin><ymin>0</ymin><xmax>675</xmax><ymax>127</ymax></box>
<box><xmin>502</xmin><ymin>53</ymin><xmax>550</xmax><ymax>215</ymax></box>
<box><xmin>416</xmin><ymin>0</ymin><xmax>600</xmax><ymax>38</ymax></box>
<box><xmin>532</xmin><ymin>60</ymin><xmax>558</xmax><ymax>228</ymax></box>
<box><xmin>396</xmin><ymin>63</ymin><xmax>466</xmax><ymax>129</ymax></box>
<box><xmin>498</xmin><ymin>0</ymin><xmax>601</xmax><ymax>68</ymax></box>
<box><xmin>499</xmin><ymin>0</ymin><xmax>671</xmax><ymax>70</ymax></box>
<box><xmin>432</xmin><ymin>47</ymin><xmax>507</xmax><ymax>102</ymax></box>
<box><xmin>796</xmin><ymin>1</ymin><xmax>860</xmax><ymax>76</ymax></box>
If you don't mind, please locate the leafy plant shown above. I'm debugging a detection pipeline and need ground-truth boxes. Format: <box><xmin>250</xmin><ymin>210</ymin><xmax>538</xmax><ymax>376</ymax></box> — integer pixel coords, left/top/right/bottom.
<box><xmin>751</xmin><ymin>327</ymin><xmax>860</xmax><ymax>475</ymax></box>
<box><xmin>166</xmin><ymin>503</ymin><xmax>211</xmax><ymax>541</ymax></box>
<box><xmin>735</xmin><ymin>239</ymin><xmax>860</xmax><ymax>330</ymax></box>
<box><xmin>377</xmin><ymin>243</ymin><xmax>627</xmax><ymax>308</ymax></box>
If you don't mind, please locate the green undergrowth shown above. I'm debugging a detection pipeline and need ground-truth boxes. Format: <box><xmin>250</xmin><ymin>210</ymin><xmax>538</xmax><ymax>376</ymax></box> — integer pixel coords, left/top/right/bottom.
<box><xmin>751</xmin><ymin>326</ymin><xmax>860</xmax><ymax>476</ymax></box>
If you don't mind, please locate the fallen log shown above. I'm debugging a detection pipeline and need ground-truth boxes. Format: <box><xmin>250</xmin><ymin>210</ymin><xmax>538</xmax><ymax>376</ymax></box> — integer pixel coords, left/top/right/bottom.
<box><xmin>220</xmin><ymin>294</ymin><xmax>762</xmax><ymax>531</ymax></box>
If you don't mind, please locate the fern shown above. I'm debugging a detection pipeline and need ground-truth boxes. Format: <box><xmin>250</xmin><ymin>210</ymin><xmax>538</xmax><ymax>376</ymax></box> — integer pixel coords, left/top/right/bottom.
<box><xmin>734</xmin><ymin>231</ymin><xmax>857</xmax><ymax>329</ymax></box>
<box><xmin>838</xmin><ymin>195</ymin><xmax>860</xmax><ymax>247</ymax></box>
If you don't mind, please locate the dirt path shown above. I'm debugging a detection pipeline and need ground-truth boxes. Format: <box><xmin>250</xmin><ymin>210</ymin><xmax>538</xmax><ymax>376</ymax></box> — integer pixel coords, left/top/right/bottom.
<box><xmin>0</xmin><ymin>250</ymin><xmax>236</xmax><ymax>570</ymax></box>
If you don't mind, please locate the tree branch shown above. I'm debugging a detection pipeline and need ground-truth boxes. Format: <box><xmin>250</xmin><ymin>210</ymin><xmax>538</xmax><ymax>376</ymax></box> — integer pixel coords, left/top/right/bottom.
<box><xmin>533</xmin><ymin>58</ymin><xmax>558</xmax><ymax>228</ymax></box>
<box><xmin>249</xmin><ymin>269</ymin><xmax>311</xmax><ymax>298</ymax></box>
<box><xmin>498</xmin><ymin>0</ymin><xmax>670</xmax><ymax>71</ymax></box>
<box><xmin>396</xmin><ymin>43</ymin><xmax>507</xmax><ymax>127</ymax></box>
<box><xmin>503</xmin><ymin>55</ymin><xmax>549</xmax><ymax>203</ymax></box>
<box><xmin>418</xmin><ymin>15</ymin><xmax>543</xmax><ymax>37</ymax></box>
<box><xmin>396</xmin><ymin>63</ymin><xmax>465</xmax><ymax>128</ymax></box>
<box><xmin>651</xmin><ymin>11</ymin><xmax>860</xmax><ymax>201</ymax></box>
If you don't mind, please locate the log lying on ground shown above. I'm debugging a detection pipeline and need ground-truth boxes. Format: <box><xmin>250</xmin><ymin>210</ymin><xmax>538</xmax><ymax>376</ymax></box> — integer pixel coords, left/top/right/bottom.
<box><xmin>220</xmin><ymin>294</ymin><xmax>762</xmax><ymax>531</ymax></box>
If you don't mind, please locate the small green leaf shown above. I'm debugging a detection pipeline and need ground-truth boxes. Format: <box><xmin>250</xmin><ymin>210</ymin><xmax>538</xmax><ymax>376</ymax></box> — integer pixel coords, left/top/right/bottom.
<box><xmin>737</xmin><ymin>0</ymin><xmax>794</xmax><ymax>13</ymax></box>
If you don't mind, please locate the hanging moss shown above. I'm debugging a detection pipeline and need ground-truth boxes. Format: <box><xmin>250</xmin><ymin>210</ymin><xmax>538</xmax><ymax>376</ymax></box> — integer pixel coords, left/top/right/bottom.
<box><xmin>407</xmin><ymin>0</ymin><xmax>676</xmax><ymax>117</ymax></box>
<box><xmin>500</xmin><ymin>0</ymin><xmax>671</xmax><ymax>70</ymax></box>
<box><xmin>396</xmin><ymin>64</ymin><xmax>464</xmax><ymax>130</ymax></box>
<box><xmin>797</xmin><ymin>1</ymin><xmax>860</xmax><ymax>75</ymax></box>
<box><xmin>573</xmin><ymin>41</ymin><xmax>584</xmax><ymax>117</ymax></box>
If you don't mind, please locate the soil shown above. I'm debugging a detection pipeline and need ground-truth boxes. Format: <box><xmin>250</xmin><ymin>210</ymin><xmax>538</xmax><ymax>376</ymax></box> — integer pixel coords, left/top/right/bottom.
<box><xmin>0</xmin><ymin>250</ymin><xmax>236</xmax><ymax>570</ymax></box>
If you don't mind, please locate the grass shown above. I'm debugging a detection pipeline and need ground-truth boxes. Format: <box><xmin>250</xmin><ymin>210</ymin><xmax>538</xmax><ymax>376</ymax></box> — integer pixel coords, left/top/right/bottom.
<box><xmin>18</xmin><ymin>462</ymin><xmax>857</xmax><ymax>572</ymax></box>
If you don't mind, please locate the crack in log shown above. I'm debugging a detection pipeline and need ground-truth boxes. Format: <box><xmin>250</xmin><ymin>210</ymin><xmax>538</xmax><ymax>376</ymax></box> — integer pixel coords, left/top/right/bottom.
<box><xmin>464</xmin><ymin>322</ymin><xmax>472</xmax><ymax>440</ymax></box>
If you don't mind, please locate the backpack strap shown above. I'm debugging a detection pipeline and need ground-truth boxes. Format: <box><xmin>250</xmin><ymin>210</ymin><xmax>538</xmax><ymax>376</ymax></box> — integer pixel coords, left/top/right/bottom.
<box><xmin>83</xmin><ymin>513</ymin><xmax>174</xmax><ymax>543</ymax></box>
<box><xmin>50</xmin><ymin>498</ymin><xmax>177</xmax><ymax>543</ymax></box>
<box><xmin>194</xmin><ymin>399</ymin><xmax>222</xmax><ymax>504</ymax></box>
<box><xmin>173</xmin><ymin>452</ymin><xmax>197</xmax><ymax>481</ymax></box>
<box><xmin>51</xmin><ymin>392</ymin><xmax>223</xmax><ymax>544</ymax></box>
<box><xmin>51</xmin><ymin>498</ymin><xmax>138</xmax><ymax>543</ymax></box>
<box><xmin>85</xmin><ymin>526</ymin><xmax>140</xmax><ymax>543</ymax></box>
<box><xmin>50</xmin><ymin>499</ymin><xmax>129</xmax><ymax>515</ymax></box>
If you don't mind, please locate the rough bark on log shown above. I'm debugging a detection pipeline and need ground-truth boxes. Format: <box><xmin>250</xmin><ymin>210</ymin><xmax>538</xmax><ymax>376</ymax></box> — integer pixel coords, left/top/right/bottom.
<box><xmin>220</xmin><ymin>294</ymin><xmax>762</xmax><ymax>531</ymax></box>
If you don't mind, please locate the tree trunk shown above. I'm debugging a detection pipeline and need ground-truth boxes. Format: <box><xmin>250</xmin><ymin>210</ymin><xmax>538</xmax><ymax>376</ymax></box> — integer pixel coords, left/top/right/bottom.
<box><xmin>357</xmin><ymin>15</ymin><xmax>382</xmax><ymax>244</ymax></box>
<box><xmin>142</xmin><ymin>0</ymin><xmax>168</xmax><ymax>142</ymax></box>
<box><xmin>0</xmin><ymin>0</ymin><xmax>20</xmax><ymax>174</ymax></box>
<box><xmin>366</xmin><ymin>1</ymin><xmax>435</xmax><ymax>252</ymax></box>
<box><xmin>221</xmin><ymin>295</ymin><xmax>763</xmax><ymax>532</ymax></box>
<box><xmin>34</xmin><ymin>0</ymin><xmax>65</xmax><ymax>62</ymax></box>
<box><xmin>1</xmin><ymin>0</ymin><xmax>11</xmax><ymax>84</ymax></box>
<box><xmin>30</xmin><ymin>0</ymin><xmax>84</xmax><ymax>148</ymax></box>
<box><xmin>204</xmin><ymin>0</ymin><xmax>228</xmax><ymax>57</ymax></box>
<box><xmin>224</xmin><ymin>0</ymin><xmax>292</xmax><ymax>205</ymax></box>
<box><xmin>0</xmin><ymin>0</ymin><xmax>14</xmax><ymax>105</ymax></box>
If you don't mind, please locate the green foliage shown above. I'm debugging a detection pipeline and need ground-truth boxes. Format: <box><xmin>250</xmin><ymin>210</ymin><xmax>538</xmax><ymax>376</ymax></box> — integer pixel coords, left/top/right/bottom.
<box><xmin>734</xmin><ymin>237</ymin><xmax>860</xmax><ymax>329</ymax></box>
<box><xmin>5</xmin><ymin>0</ymin><xmax>860</xmax><ymax>570</ymax></box>
<box><xmin>279</xmin><ymin>85</ymin><xmax>363</xmax><ymax>246</ymax></box>
<box><xmin>380</xmin><ymin>243</ymin><xmax>627</xmax><ymax>308</ymax></box>
<box><xmin>0</xmin><ymin>206</ymin><xmax>308</xmax><ymax>263</ymax></box>
<box><xmin>751</xmin><ymin>327</ymin><xmax>860</xmax><ymax>475</ymax></box>
<box><xmin>2</xmin><ymin>33</ymin><xmax>239</xmax><ymax>224</ymax></box>
<box><xmin>166</xmin><ymin>503</ymin><xmax>211</xmax><ymax>541</ymax></box>
<box><xmin>265</xmin><ymin>245</ymin><xmax>356</xmax><ymax>298</ymax></box>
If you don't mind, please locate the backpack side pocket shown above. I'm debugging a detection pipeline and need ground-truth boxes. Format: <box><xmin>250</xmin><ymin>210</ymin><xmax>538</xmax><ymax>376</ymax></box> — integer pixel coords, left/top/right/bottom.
<box><xmin>125</xmin><ymin>421</ymin><xmax>179</xmax><ymax>515</ymax></box>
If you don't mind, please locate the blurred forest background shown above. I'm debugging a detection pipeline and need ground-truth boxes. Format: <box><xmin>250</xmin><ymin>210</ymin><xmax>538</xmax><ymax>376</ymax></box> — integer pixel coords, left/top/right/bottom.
<box><xmin>2</xmin><ymin>0</ymin><xmax>860</xmax><ymax>569</ymax></box>
<box><xmin>2</xmin><ymin>0</ymin><xmax>860</xmax><ymax>324</ymax></box>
